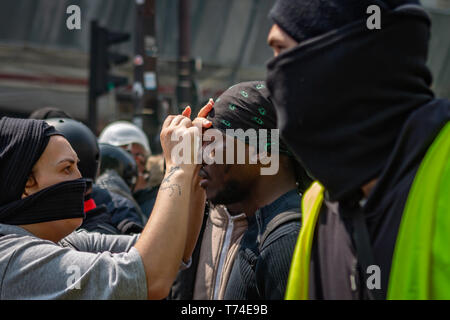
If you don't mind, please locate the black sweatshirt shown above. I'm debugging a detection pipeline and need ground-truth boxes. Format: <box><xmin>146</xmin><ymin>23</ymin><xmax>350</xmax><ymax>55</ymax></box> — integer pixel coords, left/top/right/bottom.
<box><xmin>224</xmin><ymin>189</ymin><xmax>301</xmax><ymax>300</ymax></box>
<box><xmin>309</xmin><ymin>100</ymin><xmax>450</xmax><ymax>300</ymax></box>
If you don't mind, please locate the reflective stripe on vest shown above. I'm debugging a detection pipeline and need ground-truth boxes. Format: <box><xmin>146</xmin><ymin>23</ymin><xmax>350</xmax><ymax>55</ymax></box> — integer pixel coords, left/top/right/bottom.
<box><xmin>285</xmin><ymin>122</ymin><xmax>450</xmax><ymax>300</ymax></box>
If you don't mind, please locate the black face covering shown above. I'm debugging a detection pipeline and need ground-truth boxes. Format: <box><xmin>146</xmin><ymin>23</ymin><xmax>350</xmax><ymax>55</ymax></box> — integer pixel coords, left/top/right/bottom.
<box><xmin>0</xmin><ymin>117</ymin><xmax>86</xmax><ymax>225</ymax></box>
<box><xmin>0</xmin><ymin>179</ymin><xmax>87</xmax><ymax>225</ymax></box>
<box><xmin>266</xmin><ymin>5</ymin><xmax>434</xmax><ymax>201</ymax></box>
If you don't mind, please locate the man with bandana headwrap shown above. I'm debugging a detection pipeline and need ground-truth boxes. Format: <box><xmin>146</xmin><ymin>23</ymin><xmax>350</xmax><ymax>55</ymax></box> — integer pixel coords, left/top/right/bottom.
<box><xmin>169</xmin><ymin>81</ymin><xmax>312</xmax><ymax>300</ymax></box>
<box><xmin>265</xmin><ymin>0</ymin><xmax>450</xmax><ymax>299</ymax></box>
<box><xmin>0</xmin><ymin>116</ymin><xmax>206</xmax><ymax>299</ymax></box>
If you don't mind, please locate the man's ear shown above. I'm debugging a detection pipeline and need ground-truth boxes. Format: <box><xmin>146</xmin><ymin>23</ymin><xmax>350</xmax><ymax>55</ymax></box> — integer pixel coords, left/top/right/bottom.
<box><xmin>22</xmin><ymin>173</ymin><xmax>37</xmax><ymax>198</ymax></box>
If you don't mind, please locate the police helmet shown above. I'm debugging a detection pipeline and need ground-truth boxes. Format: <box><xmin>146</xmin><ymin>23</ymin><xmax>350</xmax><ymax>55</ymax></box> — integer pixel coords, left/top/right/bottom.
<box><xmin>99</xmin><ymin>143</ymin><xmax>138</xmax><ymax>190</ymax></box>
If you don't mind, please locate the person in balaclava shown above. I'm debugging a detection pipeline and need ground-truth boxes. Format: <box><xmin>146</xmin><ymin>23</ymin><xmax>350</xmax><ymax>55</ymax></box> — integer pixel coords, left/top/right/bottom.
<box><xmin>265</xmin><ymin>0</ymin><xmax>450</xmax><ymax>299</ymax></box>
<box><xmin>0</xmin><ymin>116</ymin><xmax>206</xmax><ymax>299</ymax></box>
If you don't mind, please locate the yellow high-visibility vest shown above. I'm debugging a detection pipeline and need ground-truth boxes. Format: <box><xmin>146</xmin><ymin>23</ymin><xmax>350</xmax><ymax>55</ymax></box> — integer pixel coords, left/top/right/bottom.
<box><xmin>285</xmin><ymin>122</ymin><xmax>450</xmax><ymax>300</ymax></box>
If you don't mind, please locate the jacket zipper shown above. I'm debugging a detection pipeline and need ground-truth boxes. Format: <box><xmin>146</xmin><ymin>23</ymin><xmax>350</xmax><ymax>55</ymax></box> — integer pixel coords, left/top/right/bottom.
<box><xmin>213</xmin><ymin>210</ymin><xmax>235</xmax><ymax>300</ymax></box>
<box><xmin>256</xmin><ymin>209</ymin><xmax>263</xmax><ymax>244</ymax></box>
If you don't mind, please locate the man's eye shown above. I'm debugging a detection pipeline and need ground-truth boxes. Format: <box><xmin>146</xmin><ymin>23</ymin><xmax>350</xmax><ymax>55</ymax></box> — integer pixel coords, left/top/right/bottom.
<box><xmin>64</xmin><ymin>166</ymin><xmax>72</xmax><ymax>174</ymax></box>
<box><xmin>273</xmin><ymin>45</ymin><xmax>286</xmax><ymax>56</ymax></box>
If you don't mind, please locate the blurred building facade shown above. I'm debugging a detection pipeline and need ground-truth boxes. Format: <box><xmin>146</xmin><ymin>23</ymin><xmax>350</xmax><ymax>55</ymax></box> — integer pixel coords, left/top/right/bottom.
<box><xmin>0</xmin><ymin>0</ymin><xmax>449</xmax><ymax>129</ymax></box>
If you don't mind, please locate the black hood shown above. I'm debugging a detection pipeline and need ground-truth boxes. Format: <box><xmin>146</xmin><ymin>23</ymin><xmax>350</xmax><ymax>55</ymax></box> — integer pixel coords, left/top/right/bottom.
<box><xmin>0</xmin><ymin>117</ymin><xmax>86</xmax><ymax>225</ymax></box>
<box><xmin>266</xmin><ymin>5</ymin><xmax>434</xmax><ymax>201</ymax></box>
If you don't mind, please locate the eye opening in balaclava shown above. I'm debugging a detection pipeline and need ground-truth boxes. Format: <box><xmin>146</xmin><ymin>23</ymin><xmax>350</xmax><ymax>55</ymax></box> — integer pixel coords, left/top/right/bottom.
<box><xmin>268</xmin><ymin>0</ymin><xmax>420</xmax><ymax>44</ymax></box>
<box><xmin>266</xmin><ymin>3</ymin><xmax>433</xmax><ymax>201</ymax></box>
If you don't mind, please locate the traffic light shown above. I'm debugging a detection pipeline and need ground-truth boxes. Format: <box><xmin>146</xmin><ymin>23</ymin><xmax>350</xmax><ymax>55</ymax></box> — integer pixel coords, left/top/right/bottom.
<box><xmin>89</xmin><ymin>20</ymin><xmax>130</xmax><ymax>96</ymax></box>
<box><xmin>88</xmin><ymin>20</ymin><xmax>130</xmax><ymax>132</ymax></box>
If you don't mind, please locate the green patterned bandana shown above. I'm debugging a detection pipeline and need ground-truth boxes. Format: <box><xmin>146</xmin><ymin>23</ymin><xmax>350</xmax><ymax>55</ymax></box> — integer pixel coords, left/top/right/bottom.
<box><xmin>207</xmin><ymin>81</ymin><xmax>291</xmax><ymax>156</ymax></box>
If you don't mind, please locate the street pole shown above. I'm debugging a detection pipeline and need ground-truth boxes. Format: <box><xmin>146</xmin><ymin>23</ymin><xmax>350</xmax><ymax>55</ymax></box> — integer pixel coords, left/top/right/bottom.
<box><xmin>134</xmin><ymin>0</ymin><xmax>160</xmax><ymax>152</ymax></box>
<box><xmin>88</xmin><ymin>20</ymin><xmax>99</xmax><ymax>135</ymax></box>
<box><xmin>177</xmin><ymin>0</ymin><xmax>194</xmax><ymax>112</ymax></box>
<box><xmin>134</xmin><ymin>1</ymin><xmax>145</xmax><ymax>127</ymax></box>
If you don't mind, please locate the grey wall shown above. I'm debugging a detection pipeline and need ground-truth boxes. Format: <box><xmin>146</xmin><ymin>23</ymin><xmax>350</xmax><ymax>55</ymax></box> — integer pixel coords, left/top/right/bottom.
<box><xmin>0</xmin><ymin>0</ymin><xmax>275</xmax><ymax>68</ymax></box>
<box><xmin>0</xmin><ymin>0</ymin><xmax>448</xmax><ymax>122</ymax></box>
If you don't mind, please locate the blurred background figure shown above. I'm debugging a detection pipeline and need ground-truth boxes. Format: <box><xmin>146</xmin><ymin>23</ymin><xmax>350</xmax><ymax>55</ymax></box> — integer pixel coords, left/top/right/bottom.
<box><xmin>135</xmin><ymin>154</ymin><xmax>165</xmax><ymax>219</ymax></box>
<box><xmin>98</xmin><ymin>143</ymin><xmax>139</xmax><ymax>193</ymax></box>
<box><xmin>96</xmin><ymin>143</ymin><xmax>148</xmax><ymax>232</ymax></box>
<box><xmin>99</xmin><ymin>121</ymin><xmax>151</xmax><ymax>191</ymax></box>
<box><xmin>146</xmin><ymin>154</ymin><xmax>165</xmax><ymax>189</ymax></box>
<box><xmin>99</xmin><ymin>121</ymin><xmax>157</xmax><ymax>217</ymax></box>
<box><xmin>29</xmin><ymin>107</ymin><xmax>73</xmax><ymax>120</ymax></box>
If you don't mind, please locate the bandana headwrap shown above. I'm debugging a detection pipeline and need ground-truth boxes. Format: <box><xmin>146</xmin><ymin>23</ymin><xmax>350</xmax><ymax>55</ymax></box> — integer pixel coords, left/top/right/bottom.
<box><xmin>207</xmin><ymin>81</ymin><xmax>291</xmax><ymax>156</ymax></box>
<box><xmin>0</xmin><ymin>117</ymin><xmax>86</xmax><ymax>225</ymax></box>
<box><xmin>206</xmin><ymin>81</ymin><xmax>312</xmax><ymax>192</ymax></box>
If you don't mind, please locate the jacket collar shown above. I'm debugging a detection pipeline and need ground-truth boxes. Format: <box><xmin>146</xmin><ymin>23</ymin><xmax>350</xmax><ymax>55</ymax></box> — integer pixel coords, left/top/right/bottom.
<box><xmin>250</xmin><ymin>189</ymin><xmax>301</xmax><ymax>230</ymax></box>
<box><xmin>209</xmin><ymin>204</ymin><xmax>247</xmax><ymax>227</ymax></box>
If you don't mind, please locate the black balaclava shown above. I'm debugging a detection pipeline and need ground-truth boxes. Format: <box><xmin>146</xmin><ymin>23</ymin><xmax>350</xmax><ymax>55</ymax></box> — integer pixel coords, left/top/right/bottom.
<box><xmin>266</xmin><ymin>4</ymin><xmax>434</xmax><ymax>202</ymax></box>
<box><xmin>0</xmin><ymin>117</ymin><xmax>86</xmax><ymax>225</ymax></box>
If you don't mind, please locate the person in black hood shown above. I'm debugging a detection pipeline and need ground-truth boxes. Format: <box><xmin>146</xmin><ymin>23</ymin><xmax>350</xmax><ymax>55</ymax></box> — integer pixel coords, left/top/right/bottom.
<box><xmin>0</xmin><ymin>116</ymin><xmax>208</xmax><ymax>299</ymax></box>
<box><xmin>29</xmin><ymin>111</ymin><xmax>146</xmax><ymax>235</ymax></box>
<box><xmin>265</xmin><ymin>0</ymin><xmax>450</xmax><ymax>299</ymax></box>
<box><xmin>0</xmin><ymin>118</ymin><xmax>86</xmax><ymax>230</ymax></box>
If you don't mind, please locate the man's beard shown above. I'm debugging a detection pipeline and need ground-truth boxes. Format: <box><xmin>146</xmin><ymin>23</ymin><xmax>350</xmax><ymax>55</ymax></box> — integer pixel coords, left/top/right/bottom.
<box><xmin>209</xmin><ymin>179</ymin><xmax>249</xmax><ymax>206</ymax></box>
